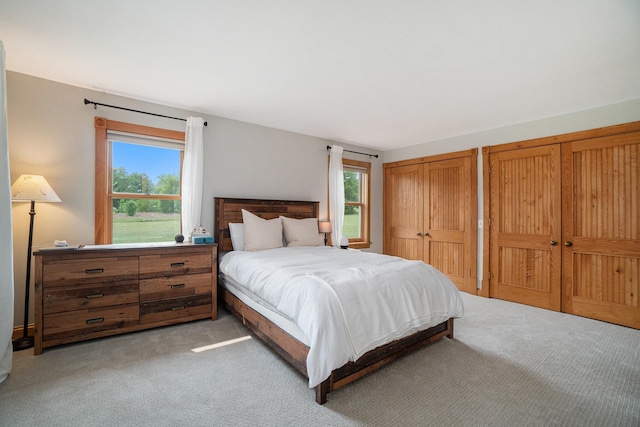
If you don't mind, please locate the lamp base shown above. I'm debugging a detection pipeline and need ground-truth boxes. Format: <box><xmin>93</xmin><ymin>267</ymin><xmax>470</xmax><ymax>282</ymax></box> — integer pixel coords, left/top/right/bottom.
<box><xmin>12</xmin><ymin>335</ymin><xmax>34</xmax><ymax>351</ymax></box>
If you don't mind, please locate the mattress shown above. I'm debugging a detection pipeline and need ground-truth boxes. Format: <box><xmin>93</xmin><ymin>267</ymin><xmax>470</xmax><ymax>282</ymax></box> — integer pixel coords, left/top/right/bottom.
<box><xmin>218</xmin><ymin>270</ymin><xmax>310</xmax><ymax>346</ymax></box>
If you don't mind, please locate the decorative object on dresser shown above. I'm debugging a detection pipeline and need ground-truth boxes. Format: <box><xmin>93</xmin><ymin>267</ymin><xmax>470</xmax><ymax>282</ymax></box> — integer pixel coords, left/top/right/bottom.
<box><xmin>33</xmin><ymin>242</ymin><xmax>217</xmax><ymax>355</ymax></box>
<box><xmin>11</xmin><ymin>174</ymin><xmax>62</xmax><ymax>351</ymax></box>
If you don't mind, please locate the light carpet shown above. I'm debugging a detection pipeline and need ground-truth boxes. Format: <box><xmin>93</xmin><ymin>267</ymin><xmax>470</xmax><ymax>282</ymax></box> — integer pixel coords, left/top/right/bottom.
<box><xmin>1</xmin><ymin>293</ymin><xmax>638</xmax><ymax>426</ymax></box>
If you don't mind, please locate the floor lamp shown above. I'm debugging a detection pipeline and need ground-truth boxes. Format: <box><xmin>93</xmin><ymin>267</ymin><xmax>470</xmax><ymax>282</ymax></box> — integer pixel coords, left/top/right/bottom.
<box><xmin>11</xmin><ymin>175</ymin><xmax>61</xmax><ymax>351</ymax></box>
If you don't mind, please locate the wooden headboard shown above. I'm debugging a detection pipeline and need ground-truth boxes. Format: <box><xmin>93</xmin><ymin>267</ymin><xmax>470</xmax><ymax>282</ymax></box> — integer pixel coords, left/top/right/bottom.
<box><xmin>214</xmin><ymin>197</ymin><xmax>320</xmax><ymax>252</ymax></box>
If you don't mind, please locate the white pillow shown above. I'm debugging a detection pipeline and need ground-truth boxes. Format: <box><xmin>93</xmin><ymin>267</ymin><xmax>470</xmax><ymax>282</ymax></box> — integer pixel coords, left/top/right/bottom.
<box><xmin>228</xmin><ymin>223</ymin><xmax>245</xmax><ymax>251</ymax></box>
<box><xmin>280</xmin><ymin>216</ymin><xmax>324</xmax><ymax>247</ymax></box>
<box><xmin>242</xmin><ymin>209</ymin><xmax>284</xmax><ymax>251</ymax></box>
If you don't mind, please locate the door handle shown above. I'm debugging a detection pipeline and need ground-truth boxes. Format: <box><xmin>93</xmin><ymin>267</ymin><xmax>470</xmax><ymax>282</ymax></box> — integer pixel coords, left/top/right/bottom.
<box><xmin>564</xmin><ymin>241</ymin><xmax>573</xmax><ymax>247</ymax></box>
<box><xmin>550</xmin><ymin>240</ymin><xmax>557</xmax><ymax>246</ymax></box>
<box><xmin>416</xmin><ymin>232</ymin><xmax>422</xmax><ymax>236</ymax></box>
<box><xmin>424</xmin><ymin>232</ymin><xmax>429</xmax><ymax>237</ymax></box>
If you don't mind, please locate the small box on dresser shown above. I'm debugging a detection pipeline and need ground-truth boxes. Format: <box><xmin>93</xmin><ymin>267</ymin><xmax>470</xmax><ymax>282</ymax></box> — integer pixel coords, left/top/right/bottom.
<box><xmin>33</xmin><ymin>242</ymin><xmax>217</xmax><ymax>354</ymax></box>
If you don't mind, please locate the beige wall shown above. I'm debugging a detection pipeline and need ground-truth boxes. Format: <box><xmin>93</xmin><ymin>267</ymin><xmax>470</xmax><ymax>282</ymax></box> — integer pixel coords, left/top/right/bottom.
<box><xmin>384</xmin><ymin>98</ymin><xmax>640</xmax><ymax>163</ymax></box>
<box><xmin>6</xmin><ymin>71</ymin><xmax>383</xmax><ymax>326</ymax></box>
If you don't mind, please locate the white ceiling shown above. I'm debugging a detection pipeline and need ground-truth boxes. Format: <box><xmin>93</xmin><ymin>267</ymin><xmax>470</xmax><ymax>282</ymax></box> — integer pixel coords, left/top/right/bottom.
<box><xmin>1</xmin><ymin>1</ymin><xmax>639</xmax><ymax>151</ymax></box>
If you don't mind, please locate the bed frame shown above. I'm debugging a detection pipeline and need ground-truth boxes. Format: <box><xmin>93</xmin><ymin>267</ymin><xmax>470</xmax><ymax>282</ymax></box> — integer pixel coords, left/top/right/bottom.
<box><xmin>214</xmin><ymin>197</ymin><xmax>454</xmax><ymax>404</ymax></box>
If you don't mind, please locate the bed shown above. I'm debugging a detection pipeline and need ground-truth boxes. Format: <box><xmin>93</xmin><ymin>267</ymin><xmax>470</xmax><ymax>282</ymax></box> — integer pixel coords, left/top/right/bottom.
<box><xmin>214</xmin><ymin>197</ymin><xmax>463</xmax><ymax>404</ymax></box>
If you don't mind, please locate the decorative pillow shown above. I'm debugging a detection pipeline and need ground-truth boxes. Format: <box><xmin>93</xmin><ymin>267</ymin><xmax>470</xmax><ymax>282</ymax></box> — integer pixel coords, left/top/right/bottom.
<box><xmin>228</xmin><ymin>222</ymin><xmax>245</xmax><ymax>251</ymax></box>
<box><xmin>241</xmin><ymin>209</ymin><xmax>284</xmax><ymax>251</ymax></box>
<box><xmin>280</xmin><ymin>216</ymin><xmax>324</xmax><ymax>247</ymax></box>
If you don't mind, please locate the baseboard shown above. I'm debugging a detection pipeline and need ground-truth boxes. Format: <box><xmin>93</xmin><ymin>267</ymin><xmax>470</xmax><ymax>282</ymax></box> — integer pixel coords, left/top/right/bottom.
<box><xmin>12</xmin><ymin>324</ymin><xmax>35</xmax><ymax>341</ymax></box>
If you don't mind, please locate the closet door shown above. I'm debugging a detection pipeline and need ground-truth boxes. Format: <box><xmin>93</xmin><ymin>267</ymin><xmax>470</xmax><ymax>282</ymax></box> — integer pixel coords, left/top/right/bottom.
<box><xmin>489</xmin><ymin>145</ymin><xmax>562</xmax><ymax>311</ymax></box>
<box><xmin>385</xmin><ymin>153</ymin><xmax>477</xmax><ymax>294</ymax></box>
<box><xmin>384</xmin><ymin>164</ymin><xmax>423</xmax><ymax>260</ymax></box>
<box><xmin>562</xmin><ymin>132</ymin><xmax>640</xmax><ymax>329</ymax></box>
<box><xmin>423</xmin><ymin>157</ymin><xmax>475</xmax><ymax>293</ymax></box>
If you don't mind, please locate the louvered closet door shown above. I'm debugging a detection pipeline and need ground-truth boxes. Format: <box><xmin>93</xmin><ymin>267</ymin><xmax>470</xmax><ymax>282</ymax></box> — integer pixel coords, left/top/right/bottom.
<box><xmin>489</xmin><ymin>145</ymin><xmax>562</xmax><ymax>311</ymax></box>
<box><xmin>562</xmin><ymin>132</ymin><xmax>640</xmax><ymax>329</ymax></box>
<box><xmin>423</xmin><ymin>157</ymin><xmax>475</xmax><ymax>293</ymax></box>
<box><xmin>384</xmin><ymin>164</ymin><xmax>424</xmax><ymax>261</ymax></box>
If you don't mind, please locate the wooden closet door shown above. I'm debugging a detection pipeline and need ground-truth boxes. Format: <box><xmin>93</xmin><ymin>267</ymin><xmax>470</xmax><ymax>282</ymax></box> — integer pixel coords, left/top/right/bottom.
<box><xmin>489</xmin><ymin>145</ymin><xmax>562</xmax><ymax>311</ymax></box>
<box><xmin>562</xmin><ymin>133</ymin><xmax>640</xmax><ymax>329</ymax></box>
<box><xmin>423</xmin><ymin>157</ymin><xmax>475</xmax><ymax>293</ymax></box>
<box><xmin>384</xmin><ymin>164</ymin><xmax>424</xmax><ymax>260</ymax></box>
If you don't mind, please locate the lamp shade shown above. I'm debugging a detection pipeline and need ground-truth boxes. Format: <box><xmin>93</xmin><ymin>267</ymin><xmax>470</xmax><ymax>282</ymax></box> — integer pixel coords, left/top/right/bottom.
<box><xmin>319</xmin><ymin>221</ymin><xmax>332</xmax><ymax>233</ymax></box>
<box><xmin>11</xmin><ymin>175</ymin><xmax>61</xmax><ymax>202</ymax></box>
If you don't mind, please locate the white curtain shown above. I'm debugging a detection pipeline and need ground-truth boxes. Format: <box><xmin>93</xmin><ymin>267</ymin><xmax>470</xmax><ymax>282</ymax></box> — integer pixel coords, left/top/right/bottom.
<box><xmin>329</xmin><ymin>145</ymin><xmax>344</xmax><ymax>247</ymax></box>
<box><xmin>0</xmin><ymin>40</ymin><xmax>14</xmax><ymax>383</ymax></box>
<box><xmin>181</xmin><ymin>117</ymin><xmax>205</xmax><ymax>239</ymax></box>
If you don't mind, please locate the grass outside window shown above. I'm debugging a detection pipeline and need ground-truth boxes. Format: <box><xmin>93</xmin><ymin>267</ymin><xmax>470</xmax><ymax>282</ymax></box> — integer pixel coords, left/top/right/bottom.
<box><xmin>112</xmin><ymin>212</ymin><xmax>180</xmax><ymax>243</ymax></box>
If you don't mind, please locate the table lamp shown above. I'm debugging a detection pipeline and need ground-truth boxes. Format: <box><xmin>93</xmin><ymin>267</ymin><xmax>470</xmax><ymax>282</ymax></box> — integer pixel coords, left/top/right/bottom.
<box><xmin>319</xmin><ymin>221</ymin><xmax>332</xmax><ymax>246</ymax></box>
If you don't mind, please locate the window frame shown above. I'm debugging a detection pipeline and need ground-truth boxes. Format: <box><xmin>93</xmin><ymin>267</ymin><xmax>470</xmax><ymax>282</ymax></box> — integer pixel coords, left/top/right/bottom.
<box><xmin>342</xmin><ymin>158</ymin><xmax>371</xmax><ymax>249</ymax></box>
<box><xmin>94</xmin><ymin>117</ymin><xmax>185</xmax><ymax>244</ymax></box>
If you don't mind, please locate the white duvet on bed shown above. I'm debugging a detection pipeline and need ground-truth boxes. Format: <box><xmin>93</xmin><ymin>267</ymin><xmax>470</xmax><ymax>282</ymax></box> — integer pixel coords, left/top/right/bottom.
<box><xmin>219</xmin><ymin>246</ymin><xmax>464</xmax><ymax>387</ymax></box>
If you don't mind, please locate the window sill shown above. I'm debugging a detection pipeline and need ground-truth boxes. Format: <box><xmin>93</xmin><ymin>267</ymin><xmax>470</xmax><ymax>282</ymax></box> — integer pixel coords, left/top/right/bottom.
<box><xmin>348</xmin><ymin>241</ymin><xmax>371</xmax><ymax>249</ymax></box>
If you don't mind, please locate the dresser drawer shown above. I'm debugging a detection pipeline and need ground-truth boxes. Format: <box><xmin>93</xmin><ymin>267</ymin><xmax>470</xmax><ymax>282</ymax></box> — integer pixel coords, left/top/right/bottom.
<box><xmin>43</xmin><ymin>280</ymin><xmax>139</xmax><ymax>314</ymax></box>
<box><xmin>42</xmin><ymin>256</ymin><xmax>138</xmax><ymax>287</ymax></box>
<box><xmin>139</xmin><ymin>252</ymin><xmax>212</xmax><ymax>279</ymax></box>
<box><xmin>139</xmin><ymin>273</ymin><xmax>212</xmax><ymax>302</ymax></box>
<box><xmin>43</xmin><ymin>303</ymin><xmax>139</xmax><ymax>341</ymax></box>
<box><xmin>139</xmin><ymin>294</ymin><xmax>211</xmax><ymax>324</ymax></box>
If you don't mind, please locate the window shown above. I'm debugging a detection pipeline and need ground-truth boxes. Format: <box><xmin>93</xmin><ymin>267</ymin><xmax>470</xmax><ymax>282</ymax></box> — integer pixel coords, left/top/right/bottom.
<box><xmin>95</xmin><ymin>118</ymin><xmax>185</xmax><ymax>244</ymax></box>
<box><xmin>342</xmin><ymin>158</ymin><xmax>371</xmax><ymax>249</ymax></box>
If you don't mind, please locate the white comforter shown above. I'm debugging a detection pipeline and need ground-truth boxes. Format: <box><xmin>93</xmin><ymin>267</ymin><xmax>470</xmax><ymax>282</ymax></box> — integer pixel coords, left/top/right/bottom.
<box><xmin>219</xmin><ymin>246</ymin><xmax>464</xmax><ymax>387</ymax></box>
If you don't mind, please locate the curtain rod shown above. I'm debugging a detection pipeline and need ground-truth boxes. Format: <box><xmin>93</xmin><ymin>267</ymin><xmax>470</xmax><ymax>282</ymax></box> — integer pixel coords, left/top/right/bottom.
<box><xmin>326</xmin><ymin>145</ymin><xmax>379</xmax><ymax>158</ymax></box>
<box><xmin>83</xmin><ymin>98</ymin><xmax>207</xmax><ymax>126</ymax></box>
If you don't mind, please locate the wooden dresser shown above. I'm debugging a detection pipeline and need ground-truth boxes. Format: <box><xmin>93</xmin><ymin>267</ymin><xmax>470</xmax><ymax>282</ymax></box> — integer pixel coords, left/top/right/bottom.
<box><xmin>33</xmin><ymin>242</ymin><xmax>217</xmax><ymax>354</ymax></box>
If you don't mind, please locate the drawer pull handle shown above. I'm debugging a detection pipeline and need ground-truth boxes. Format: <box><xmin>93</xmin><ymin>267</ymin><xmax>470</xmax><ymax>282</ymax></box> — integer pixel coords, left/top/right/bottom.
<box><xmin>86</xmin><ymin>317</ymin><xmax>105</xmax><ymax>324</ymax></box>
<box><xmin>85</xmin><ymin>268</ymin><xmax>104</xmax><ymax>274</ymax></box>
<box><xmin>170</xmin><ymin>262</ymin><xmax>186</xmax><ymax>268</ymax></box>
<box><xmin>171</xmin><ymin>306</ymin><xmax>185</xmax><ymax>311</ymax></box>
<box><xmin>170</xmin><ymin>284</ymin><xmax>185</xmax><ymax>289</ymax></box>
<box><xmin>86</xmin><ymin>292</ymin><xmax>104</xmax><ymax>299</ymax></box>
